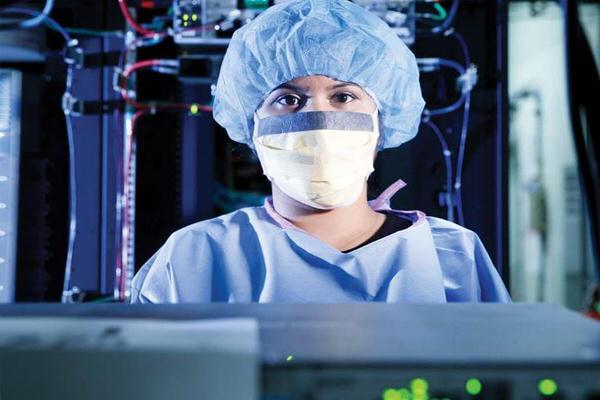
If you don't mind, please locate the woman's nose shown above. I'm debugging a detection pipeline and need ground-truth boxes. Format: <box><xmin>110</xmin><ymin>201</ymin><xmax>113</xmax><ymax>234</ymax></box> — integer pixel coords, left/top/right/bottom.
<box><xmin>302</xmin><ymin>95</ymin><xmax>336</xmax><ymax>112</ymax></box>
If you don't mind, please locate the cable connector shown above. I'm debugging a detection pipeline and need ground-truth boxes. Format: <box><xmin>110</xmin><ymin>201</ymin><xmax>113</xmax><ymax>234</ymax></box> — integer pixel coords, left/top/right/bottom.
<box><xmin>62</xmin><ymin>91</ymin><xmax>122</xmax><ymax>116</ymax></box>
<box><xmin>147</xmin><ymin>102</ymin><xmax>158</xmax><ymax>114</ymax></box>
<box><xmin>443</xmin><ymin>27</ymin><xmax>455</xmax><ymax>37</ymax></box>
<box><xmin>113</xmin><ymin>67</ymin><xmax>125</xmax><ymax>93</ymax></box>
<box><xmin>114</xmin><ymin>66</ymin><xmax>136</xmax><ymax>100</ymax></box>
<box><xmin>64</xmin><ymin>39</ymin><xmax>84</xmax><ymax>68</ymax></box>
<box><xmin>62</xmin><ymin>91</ymin><xmax>84</xmax><ymax>116</ymax></box>
<box><xmin>417</xmin><ymin>57</ymin><xmax>441</xmax><ymax>73</ymax></box>
<box><xmin>65</xmin><ymin>38</ymin><xmax>121</xmax><ymax>68</ymax></box>
<box><xmin>457</xmin><ymin>64</ymin><xmax>479</xmax><ymax>94</ymax></box>
<box><xmin>62</xmin><ymin>286</ymin><xmax>84</xmax><ymax>303</ymax></box>
<box><xmin>151</xmin><ymin>66</ymin><xmax>179</xmax><ymax>75</ymax></box>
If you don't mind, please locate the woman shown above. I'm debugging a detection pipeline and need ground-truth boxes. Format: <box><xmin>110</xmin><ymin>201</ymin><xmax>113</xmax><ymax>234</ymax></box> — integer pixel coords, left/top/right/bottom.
<box><xmin>131</xmin><ymin>0</ymin><xmax>511</xmax><ymax>303</ymax></box>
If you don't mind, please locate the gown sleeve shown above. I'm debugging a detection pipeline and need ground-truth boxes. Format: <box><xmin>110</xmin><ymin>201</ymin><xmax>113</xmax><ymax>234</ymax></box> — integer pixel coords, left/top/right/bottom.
<box><xmin>130</xmin><ymin>223</ymin><xmax>224</xmax><ymax>304</ymax></box>
<box><xmin>471</xmin><ymin>232</ymin><xmax>512</xmax><ymax>302</ymax></box>
<box><xmin>428</xmin><ymin>217</ymin><xmax>512</xmax><ymax>303</ymax></box>
<box><xmin>130</xmin><ymin>235</ymin><xmax>180</xmax><ymax>304</ymax></box>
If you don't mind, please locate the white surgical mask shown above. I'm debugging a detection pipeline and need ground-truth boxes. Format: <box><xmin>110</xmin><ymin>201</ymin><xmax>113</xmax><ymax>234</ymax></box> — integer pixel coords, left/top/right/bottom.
<box><xmin>252</xmin><ymin>110</ymin><xmax>380</xmax><ymax>209</ymax></box>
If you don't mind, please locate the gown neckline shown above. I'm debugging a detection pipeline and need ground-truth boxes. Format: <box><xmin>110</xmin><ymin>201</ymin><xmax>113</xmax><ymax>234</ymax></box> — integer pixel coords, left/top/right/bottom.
<box><xmin>262</xmin><ymin>179</ymin><xmax>429</xmax><ymax>255</ymax></box>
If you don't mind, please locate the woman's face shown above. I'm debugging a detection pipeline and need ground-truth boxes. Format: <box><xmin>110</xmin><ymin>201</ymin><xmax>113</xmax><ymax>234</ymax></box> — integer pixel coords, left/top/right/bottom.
<box><xmin>256</xmin><ymin>75</ymin><xmax>377</xmax><ymax>118</ymax></box>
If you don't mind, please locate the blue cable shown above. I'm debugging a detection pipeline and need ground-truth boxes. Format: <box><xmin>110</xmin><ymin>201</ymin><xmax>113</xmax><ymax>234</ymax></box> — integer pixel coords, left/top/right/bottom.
<box><xmin>437</xmin><ymin>58</ymin><xmax>465</xmax><ymax>74</ymax></box>
<box><xmin>454</xmin><ymin>86</ymin><xmax>471</xmax><ymax>227</ymax></box>
<box><xmin>431</xmin><ymin>0</ymin><xmax>459</xmax><ymax>34</ymax></box>
<box><xmin>451</xmin><ymin>33</ymin><xmax>473</xmax><ymax>227</ymax></box>
<box><xmin>426</xmin><ymin>93</ymin><xmax>466</xmax><ymax>117</ymax></box>
<box><xmin>3</xmin><ymin>7</ymin><xmax>70</xmax><ymax>42</ymax></box>
<box><xmin>61</xmin><ymin>65</ymin><xmax>78</xmax><ymax>303</ymax></box>
<box><xmin>424</xmin><ymin>58</ymin><xmax>466</xmax><ymax>117</ymax></box>
<box><xmin>423</xmin><ymin>120</ymin><xmax>455</xmax><ymax>222</ymax></box>
<box><xmin>19</xmin><ymin>0</ymin><xmax>54</xmax><ymax>28</ymax></box>
<box><xmin>451</xmin><ymin>31</ymin><xmax>471</xmax><ymax>66</ymax></box>
<box><xmin>421</xmin><ymin>50</ymin><xmax>473</xmax><ymax>226</ymax></box>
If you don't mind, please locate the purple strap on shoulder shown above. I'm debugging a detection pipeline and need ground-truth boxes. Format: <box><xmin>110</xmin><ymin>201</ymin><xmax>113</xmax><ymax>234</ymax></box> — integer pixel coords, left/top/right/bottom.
<box><xmin>264</xmin><ymin>178</ymin><xmax>410</xmax><ymax>230</ymax></box>
<box><xmin>370</xmin><ymin>179</ymin><xmax>407</xmax><ymax>210</ymax></box>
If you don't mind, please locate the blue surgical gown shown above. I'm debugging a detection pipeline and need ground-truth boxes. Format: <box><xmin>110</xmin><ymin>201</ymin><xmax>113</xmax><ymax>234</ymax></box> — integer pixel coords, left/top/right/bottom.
<box><xmin>131</xmin><ymin>181</ymin><xmax>511</xmax><ymax>303</ymax></box>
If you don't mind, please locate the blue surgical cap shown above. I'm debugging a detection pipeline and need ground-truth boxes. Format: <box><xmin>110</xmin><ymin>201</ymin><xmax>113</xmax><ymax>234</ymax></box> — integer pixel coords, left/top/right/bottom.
<box><xmin>212</xmin><ymin>0</ymin><xmax>425</xmax><ymax>150</ymax></box>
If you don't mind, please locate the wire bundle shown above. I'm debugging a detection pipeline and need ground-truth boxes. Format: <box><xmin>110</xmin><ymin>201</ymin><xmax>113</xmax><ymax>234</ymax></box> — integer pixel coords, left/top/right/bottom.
<box><xmin>417</xmin><ymin>0</ymin><xmax>474</xmax><ymax>226</ymax></box>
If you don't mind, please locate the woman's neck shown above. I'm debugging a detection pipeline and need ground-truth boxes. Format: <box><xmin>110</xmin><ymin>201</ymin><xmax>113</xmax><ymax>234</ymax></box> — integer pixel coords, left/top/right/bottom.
<box><xmin>271</xmin><ymin>183</ymin><xmax>385</xmax><ymax>251</ymax></box>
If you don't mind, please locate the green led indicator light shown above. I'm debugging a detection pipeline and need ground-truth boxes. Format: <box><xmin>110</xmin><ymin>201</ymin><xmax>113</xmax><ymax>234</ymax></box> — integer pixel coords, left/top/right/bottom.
<box><xmin>183</xmin><ymin>21</ymin><xmax>189</xmax><ymax>27</ymax></box>
<box><xmin>465</xmin><ymin>378</ymin><xmax>482</xmax><ymax>395</ymax></box>
<box><xmin>189</xmin><ymin>103</ymin><xmax>199</xmax><ymax>114</ymax></box>
<box><xmin>182</xmin><ymin>14</ymin><xmax>189</xmax><ymax>21</ymax></box>
<box><xmin>538</xmin><ymin>379</ymin><xmax>558</xmax><ymax>396</ymax></box>
<box><xmin>285</xmin><ymin>355</ymin><xmax>294</xmax><ymax>362</ymax></box>
<box><xmin>381</xmin><ymin>388</ymin><xmax>412</xmax><ymax>400</ymax></box>
<box><xmin>191</xmin><ymin>13</ymin><xmax>198</xmax><ymax>21</ymax></box>
<box><xmin>411</xmin><ymin>378</ymin><xmax>429</xmax><ymax>400</ymax></box>
<box><xmin>411</xmin><ymin>378</ymin><xmax>429</xmax><ymax>393</ymax></box>
<box><xmin>382</xmin><ymin>388</ymin><xmax>401</xmax><ymax>400</ymax></box>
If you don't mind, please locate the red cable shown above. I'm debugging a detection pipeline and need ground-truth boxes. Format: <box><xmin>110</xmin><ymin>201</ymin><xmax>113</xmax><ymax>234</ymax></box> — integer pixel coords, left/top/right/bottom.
<box><xmin>118</xmin><ymin>0</ymin><xmax>155</xmax><ymax>36</ymax></box>
<box><xmin>122</xmin><ymin>59</ymin><xmax>164</xmax><ymax>78</ymax></box>
<box><xmin>115</xmin><ymin>41</ymin><xmax>214</xmax><ymax>300</ymax></box>
<box><xmin>118</xmin><ymin>102</ymin><xmax>211</xmax><ymax>301</ymax></box>
<box><xmin>120</xmin><ymin>108</ymin><xmax>148</xmax><ymax>300</ymax></box>
<box><xmin>118</xmin><ymin>60</ymin><xmax>211</xmax><ymax>299</ymax></box>
<box><xmin>119</xmin><ymin>59</ymin><xmax>213</xmax><ymax>112</ymax></box>
<box><xmin>114</xmin><ymin>109</ymin><xmax>125</xmax><ymax>301</ymax></box>
<box><xmin>120</xmin><ymin>59</ymin><xmax>174</xmax><ymax>108</ymax></box>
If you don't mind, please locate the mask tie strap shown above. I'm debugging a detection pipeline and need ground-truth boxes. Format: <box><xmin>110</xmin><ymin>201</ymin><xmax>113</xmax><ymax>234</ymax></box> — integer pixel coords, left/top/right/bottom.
<box><xmin>263</xmin><ymin>198</ymin><xmax>305</xmax><ymax>231</ymax></box>
<box><xmin>370</xmin><ymin>178</ymin><xmax>407</xmax><ymax>211</ymax></box>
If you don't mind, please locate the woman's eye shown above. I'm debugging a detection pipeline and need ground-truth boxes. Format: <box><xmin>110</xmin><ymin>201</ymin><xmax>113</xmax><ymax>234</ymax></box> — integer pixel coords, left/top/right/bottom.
<box><xmin>334</xmin><ymin>93</ymin><xmax>356</xmax><ymax>103</ymax></box>
<box><xmin>276</xmin><ymin>95</ymin><xmax>302</xmax><ymax>106</ymax></box>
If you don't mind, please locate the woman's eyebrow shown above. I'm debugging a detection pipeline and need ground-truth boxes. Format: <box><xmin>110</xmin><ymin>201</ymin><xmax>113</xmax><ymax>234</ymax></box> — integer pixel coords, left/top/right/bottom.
<box><xmin>269</xmin><ymin>81</ymin><xmax>361</xmax><ymax>94</ymax></box>
<box><xmin>327</xmin><ymin>82</ymin><xmax>360</xmax><ymax>90</ymax></box>
<box><xmin>270</xmin><ymin>82</ymin><xmax>307</xmax><ymax>94</ymax></box>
